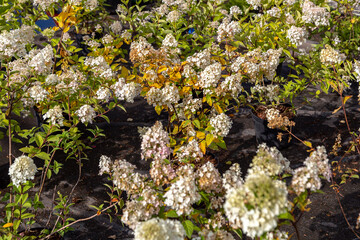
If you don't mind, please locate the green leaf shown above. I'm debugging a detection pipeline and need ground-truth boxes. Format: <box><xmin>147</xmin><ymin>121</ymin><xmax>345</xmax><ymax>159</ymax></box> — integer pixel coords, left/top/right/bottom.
<box><xmin>278</xmin><ymin>212</ymin><xmax>295</xmax><ymax>222</ymax></box>
<box><xmin>182</xmin><ymin>220</ymin><xmax>194</xmax><ymax>238</ymax></box>
<box><xmin>193</xmin><ymin>119</ymin><xmax>201</xmax><ymax>129</ymax></box>
<box><xmin>166</xmin><ymin>209</ymin><xmax>178</xmax><ymax>218</ymax></box>
<box><xmin>21</xmin><ymin>213</ymin><xmax>35</xmax><ymax>219</ymax></box>
<box><xmin>35</xmin><ymin>132</ymin><xmax>44</xmax><ymax>147</ymax></box>
<box><xmin>35</xmin><ymin>152</ymin><xmax>50</xmax><ymax>161</ymax></box>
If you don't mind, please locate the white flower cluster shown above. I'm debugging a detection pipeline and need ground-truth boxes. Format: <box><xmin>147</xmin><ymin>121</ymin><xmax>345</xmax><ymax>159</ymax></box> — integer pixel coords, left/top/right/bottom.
<box><xmin>249</xmin><ymin>143</ymin><xmax>291</xmax><ymax>176</ymax></box>
<box><xmin>164</xmin><ymin>165</ymin><xmax>201</xmax><ymax>215</ymax></box>
<box><xmin>177</xmin><ymin>139</ymin><xmax>203</xmax><ymax>162</ymax></box>
<box><xmin>291</xmin><ymin>146</ymin><xmax>331</xmax><ymax>195</ymax></box>
<box><xmin>29</xmin><ymin>45</ymin><xmax>54</xmax><ymax>75</ymax></box>
<box><xmin>218</xmin><ymin>74</ymin><xmax>243</xmax><ymax>98</ymax></box>
<box><xmin>8</xmin><ymin>58</ymin><xmax>31</xmax><ymax>84</ymax></box>
<box><xmin>196</xmin><ymin>162</ymin><xmax>222</xmax><ymax>193</ymax></box>
<box><xmin>155</xmin><ymin>4</ymin><xmax>169</xmax><ymax>17</ymax></box>
<box><xmin>134</xmin><ymin>218</ymin><xmax>186</xmax><ymax>240</ymax></box>
<box><xmin>43</xmin><ymin>105</ymin><xmax>64</xmax><ymax>126</ymax></box>
<box><xmin>267</xmin><ymin>7</ymin><xmax>281</xmax><ymax>18</ymax></box>
<box><xmin>45</xmin><ymin>74</ymin><xmax>60</xmax><ymax>85</ymax></box>
<box><xmin>84</xmin><ymin>56</ymin><xmax>114</xmax><ymax>79</ymax></box>
<box><xmin>197</xmin><ymin>62</ymin><xmax>222</xmax><ymax>90</ymax></box>
<box><xmin>146</xmin><ymin>85</ymin><xmax>180</xmax><ymax>107</ymax></box>
<box><xmin>9</xmin><ymin>156</ymin><xmax>37</xmax><ymax>187</ymax></box>
<box><xmin>33</xmin><ymin>0</ymin><xmax>58</xmax><ymax>10</ymax></box>
<box><xmin>231</xmin><ymin>48</ymin><xmax>282</xmax><ymax>82</ymax></box>
<box><xmin>0</xmin><ymin>25</ymin><xmax>34</xmax><ymax>60</ymax></box>
<box><xmin>224</xmin><ymin>172</ymin><xmax>289</xmax><ymax>238</ymax></box>
<box><xmin>141</xmin><ymin>121</ymin><xmax>170</xmax><ymax>161</ymax></box>
<box><xmin>28</xmin><ymin>85</ymin><xmax>48</xmax><ymax>103</ymax></box>
<box><xmin>284</xmin><ymin>0</ymin><xmax>296</xmax><ymax>5</ymax></box>
<box><xmin>75</xmin><ymin>104</ymin><xmax>96</xmax><ymax>124</ymax></box>
<box><xmin>222</xmin><ymin>163</ymin><xmax>243</xmax><ymax>193</ymax></box>
<box><xmin>209</xmin><ymin>113</ymin><xmax>232</xmax><ymax>137</ymax></box>
<box><xmin>246</xmin><ymin>0</ymin><xmax>262</xmax><ymax>10</ymax></box>
<box><xmin>182</xmin><ymin>95</ymin><xmax>202</xmax><ymax>114</ymax></box>
<box><xmin>217</xmin><ymin>19</ymin><xmax>241</xmax><ymax>42</ymax></box>
<box><xmin>320</xmin><ymin>45</ymin><xmax>346</xmax><ymax>65</ymax></box>
<box><xmin>353</xmin><ymin>60</ymin><xmax>360</xmax><ymax>82</ymax></box>
<box><xmin>112</xmin><ymin>159</ymin><xmax>146</xmax><ymax>196</ymax></box>
<box><xmin>287</xmin><ymin>26</ymin><xmax>308</xmax><ymax>47</ymax></box>
<box><xmin>162</xmin><ymin>33</ymin><xmax>178</xmax><ymax>48</ymax></box>
<box><xmin>112</xmin><ymin>78</ymin><xmax>141</xmax><ymax>103</ymax></box>
<box><xmin>302</xmin><ymin>0</ymin><xmax>330</xmax><ymax>27</ymax></box>
<box><xmin>130</xmin><ymin>37</ymin><xmax>155</xmax><ymax>63</ymax></box>
<box><xmin>186</xmin><ymin>48</ymin><xmax>211</xmax><ymax>69</ymax></box>
<box><xmin>230</xmin><ymin>6</ymin><xmax>242</xmax><ymax>16</ymax></box>
<box><xmin>150</xmin><ymin>159</ymin><xmax>176</xmax><ymax>185</ymax></box>
<box><xmin>122</xmin><ymin>188</ymin><xmax>164</xmax><ymax>229</ymax></box>
<box><xmin>96</xmin><ymin>87</ymin><xmax>111</xmax><ymax>102</ymax></box>
<box><xmin>98</xmin><ymin>155</ymin><xmax>112</xmax><ymax>176</ymax></box>
<box><xmin>167</xmin><ymin>10</ymin><xmax>181</xmax><ymax>22</ymax></box>
<box><xmin>110</xmin><ymin>21</ymin><xmax>122</xmax><ymax>35</ymax></box>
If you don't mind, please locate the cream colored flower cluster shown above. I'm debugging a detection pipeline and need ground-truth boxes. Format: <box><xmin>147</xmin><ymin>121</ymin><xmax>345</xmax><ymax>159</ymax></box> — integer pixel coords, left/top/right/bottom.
<box><xmin>84</xmin><ymin>56</ymin><xmax>114</xmax><ymax>80</ymax></box>
<box><xmin>209</xmin><ymin>113</ymin><xmax>232</xmax><ymax>137</ymax></box>
<box><xmin>43</xmin><ymin>105</ymin><xmax>64</xmax><ymax>126</ymax></box>
<box><xmin>141</xmin><ymin>121</ymin><xmax>171</xmax><ymax>161</ymax></box>
<box><xmin>224</xmin><ymin>172</ymin><xmax>289</xmax><ymax>238</ymax></box>
<box><xmin>75</xmin><ymin>104</ymin><xmax>96</xmax><ymax>124</ymax></box>
<box><xmin>0</xmin><ymin>25</ymin><xmax>34</xmax><ymax>60</ymax></box>
<box><xmin>231</xmin><ymin>48</ymin><xmax>283</xmax><ymax>82</ymax></box>
<box><xmin>146</xmin><ymin>85</ymin><xmax>180</xmax><ymax>107</ymax></box>
<box><xmin>291</xmin><ymin>146</ymin><xmax>331</xmax><ymax>195</ymax></box>
<box><xmin>9</xmin><ymin>156</ymin><xmax>38</xmax><ymax>187</ymax></box>
<box><xmin>287</xmin><ymin>26</ymin><xmax>308</xmax><ymax>47</ymax></box>
<box><xmin>302</xmin><ymin>0</ymin><xmax>330</xmax><ymax>27</ymax></box>
<box><xmin>320</xmin><ymin>45</ymin><xmax>346</xmax><ymax>65</ymax></box>
<box><xmin>217</xmin><ymin>18</ymin><xmax>241</xmax><ymax>42</ymax></box>
<box><xmin>164</xmin><ymin>165</ymin><xmax>201</xmax><ymax>215</ymax></box>
<box><xmin>177</xmin><ymin>139</ymin><xmax>203</xmax><ymax>162</ymax></box>
<box><xmin>134</xmin><ymin>218</ymin><xmax>185</xmax><ymax>240</ymax></box>
<box><xmin>249</xmin><ymin>143</ymin><xmax>292</xmax><ymax>176</ymax></box>
<box><xmin>112</xmin><ymin>78</ymin><xmax>141</xmax><ymax>103</ymax></box>
<box><xmin>122</xmin><ymin>188</ymin><xmax>164</xmax><ymax>229</ymax></box>
<box><xmin>196</xmin><ymin>162</ymin><xmax>223</xmax><ymax>193</ymax></box>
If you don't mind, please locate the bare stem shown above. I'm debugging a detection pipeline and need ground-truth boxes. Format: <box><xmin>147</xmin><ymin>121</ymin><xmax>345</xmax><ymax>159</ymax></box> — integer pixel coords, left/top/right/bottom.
<box><xmin>40</xmin><ymin>202</ymin><xmax>118</xmax><ymax>240</ymax></box>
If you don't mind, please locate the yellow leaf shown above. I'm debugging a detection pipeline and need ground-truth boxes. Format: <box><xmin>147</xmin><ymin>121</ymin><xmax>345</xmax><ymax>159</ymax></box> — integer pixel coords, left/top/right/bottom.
<box><xmin>158</xmin><ymin>66</ymin><xmax>167</xmax><ymax>73</ymax></box>
<box><xmin>199</xmin><ymin>140</ymin><xmax>206</xmax><ymax>154</ymax></box>
<box><xmin>332</xmin><ymin>105</ymin><xmax>342</xmax><ymax>114</ymax></box>
<box><xmin>206</xmin><ymin>134</ymin><xmax>214</xmax><ymax>146</ymax></box>
<box><xmin>121</xmin><ymin>66</ymin><xmax>128</xmax><ymax>78</ymax></box>
<box><xmin>303</xmin><ymin>141</ymin><xmax>312</xmax><ymax>149</ymax></box>
<box><xmin>213</xmin><ymin>103</ymin><xmax>223</xmax><ymax>114</ymax></box>
<box><xmin>343</xmin><ymin>95</ymin><xmax>352</xmax><ymax>105</ymax></box>
<box><xmin>3</xmin><ymin>223</ymin><xmax>13</xmax><ymax>228</ymax></box>
<box><xmin>196</xmin><ymin>131</ymin><xmax>205</xmax><ymax>140</ymax></box>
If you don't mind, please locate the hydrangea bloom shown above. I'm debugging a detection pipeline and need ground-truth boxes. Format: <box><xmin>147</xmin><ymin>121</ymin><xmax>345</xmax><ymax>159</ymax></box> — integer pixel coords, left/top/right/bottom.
<box><xmin>43</xmin><ymin>105</ymin><xmax>64</xmax><ymax>126</ymax></box>
<box><xmin>98</xmin><ymin>155</ymin><xmax>112</xmax><ymax>176</ymax></box>
<box><xmin>141</xmin><ymin>121</ymin><xmax>170</xmax><ymax>161</ymax></box>
<box><xmin>224</xmin><ymin>172</ymin><xmax>289</xmax><ymax>238</ymax></box>
<box><xmin>291</xmin><ymin>146</ymin><xmax>331</xmax><ymax>195</ymax></box>
<box><xmin>222</xmin><ymin>163</ymin><xmax>243</xmax><ymax>192</ymax></box>
<box><xmin>248</xmin><ymin>143</ymin><xmax>291</xmax><ymax>176</ymax></box>
<box><xmin>134</xmin><ymin>218</ymin><xmax>186</xmax><ymax>240</ymax></box>
<box><xmin>320</xmin><ymin>45</ymin><xmax>346</xmax><ymax>65</ymax></box>
<box><xmin>9</xmin><ymin>156</ymin><xmax>37</xmax><ymax>187</ymax></box>
<box><xmin>75</xmin><ymin>104</ymin><xmax>96</xmax><ymax>124</ymax></box>
<box><xmin>177</xmin><ymin>139</ymin><xmax>203</xmax><ymax>162</ymax></box>
<box><xmin>29</xmin><ymin>45</ymin><xmax>54</xmax><ymax>75</ymax></box>
<box><xmin>28</xmin><ymin>85</ymin><xmax>48</xmax><ymax>103</ymax></box>
<box><xmin>287</xmin><ymin>26</ymin><xmax>308</xmax><ymax>47</ymax></box>
<box><xmin>209</xmin><ymin>113</ymin><xmax>232</xmax><ymax>137</ymax></box>
<box><xmin>196</xmin><ymin>162</ymin><xmax>223</xmax><ymax>193</ymax></box>
<box><xmin>0</xmin><ymin>25</ymin><xmax>34</xmax><ymax>60</ymax></box>
<box><xmin>122</xmin><ymin>188</ymin><xmax>164</xmax><ymax>229</ymax></box>
<box><xmin>96</xmin><ymin>87</ymin><xmax>111</xmax><ymax>102</ymax></box>
<box><xmin>164</xmin><ymin>165</ymin><xmax>200</xmax><ymax>215</ymax></box>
